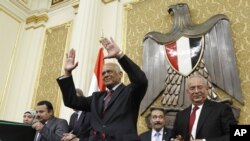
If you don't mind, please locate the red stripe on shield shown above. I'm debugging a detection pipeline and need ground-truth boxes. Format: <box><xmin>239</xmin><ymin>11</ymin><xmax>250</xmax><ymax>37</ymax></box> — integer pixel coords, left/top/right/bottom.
<box><xmin>165</xmin><ymin>42</ymin><xmax>178</xmax><ymax>71</ymax></box>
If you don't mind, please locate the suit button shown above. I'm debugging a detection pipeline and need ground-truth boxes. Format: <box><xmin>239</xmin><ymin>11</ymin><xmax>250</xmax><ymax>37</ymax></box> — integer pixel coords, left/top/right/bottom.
<box><xmin>102</xmin><ymin>125</ymin><xmax>106</xmax><ymax>128</ymax></box>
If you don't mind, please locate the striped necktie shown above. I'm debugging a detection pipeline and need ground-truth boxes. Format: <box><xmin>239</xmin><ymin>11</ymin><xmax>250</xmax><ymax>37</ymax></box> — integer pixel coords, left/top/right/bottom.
<box><xmin>103</xmin><ymin>90</ymin><xmax>113</xmax><ymax>112</ymax></box>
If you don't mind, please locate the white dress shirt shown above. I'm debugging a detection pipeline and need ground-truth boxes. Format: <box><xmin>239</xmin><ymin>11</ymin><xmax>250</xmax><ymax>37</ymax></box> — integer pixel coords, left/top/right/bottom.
<box><xmin>190</xmin><ymin>104</ymin><xmax>203</xmax><ymax>139</ymax></box>
<box><xmin>151</xmin><ymin>128</ymin><xmax>164</xmax><ymax>141</ymax></box>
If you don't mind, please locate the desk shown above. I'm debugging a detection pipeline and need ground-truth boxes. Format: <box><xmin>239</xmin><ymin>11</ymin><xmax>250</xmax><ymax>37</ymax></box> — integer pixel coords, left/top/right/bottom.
<box><xmin>0</xmin><ymin>120</ymin><xmax>36</xmax><ymax>141</ymax></box>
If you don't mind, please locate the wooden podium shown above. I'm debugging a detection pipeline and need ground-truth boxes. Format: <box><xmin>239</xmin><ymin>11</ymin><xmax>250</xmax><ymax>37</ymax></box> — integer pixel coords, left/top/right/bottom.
<box><xmin>0</xmin><ymin>120</ymin><xmax>36</xmax><ymax>141</ymax></box>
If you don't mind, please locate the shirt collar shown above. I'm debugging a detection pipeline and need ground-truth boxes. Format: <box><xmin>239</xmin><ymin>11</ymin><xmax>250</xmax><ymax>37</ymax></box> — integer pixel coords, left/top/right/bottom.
<box><xmin>192</xmin><ymin>103</ymin><xmax>204</xmax><ymax>110</ymax></box>
<box><xmin>152</xmin><ymin>128</ymin><xmax>164</xmax><ymax>136</ymax></box>
<box><xmin>107</xmin><ymin>83</ymin><xmax>122</xmax><ymax>91</ymax></box>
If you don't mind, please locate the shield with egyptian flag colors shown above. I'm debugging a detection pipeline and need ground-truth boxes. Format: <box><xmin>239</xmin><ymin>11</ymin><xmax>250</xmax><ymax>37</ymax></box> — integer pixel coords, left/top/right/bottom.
<box><xmin>165</xmin><ymin>36</ymin><xmax>204</xmax><ymax>76</ymax></box>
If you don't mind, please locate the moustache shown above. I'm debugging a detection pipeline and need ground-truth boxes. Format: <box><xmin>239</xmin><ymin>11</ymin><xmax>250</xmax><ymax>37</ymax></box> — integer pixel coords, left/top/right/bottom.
<box><xmin>154</xmin><ymin>122</ymin><xmax>162</xmax><ymax>125</ymax></box>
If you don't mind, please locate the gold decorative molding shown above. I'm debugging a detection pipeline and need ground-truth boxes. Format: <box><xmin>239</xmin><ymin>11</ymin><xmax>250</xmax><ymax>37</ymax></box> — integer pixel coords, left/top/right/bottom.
<box><xmin>26</xmin><ymin>14</ymin><xmax>49</xmax><ymax>24</ymax></box>
<box><xmin>71</xmin><ymin>0</ymin><xmax>80</xmax><ymax>14</ymax></box>
<box><xmin>124</xmin><ymin>0</ymin><xmax>145</xmax><ymax>10</ymax></box>
<box><xmin>32</xmin><ymin>22</ymin><xmax>72</xmax><ymax>117</ymax></box>
<box><xmin>72</xmin><ymin>0</ymin><xmax>79</xmax><ymax>9</ymax></box>
<box><xmin>124</xmin><ymin>3</ymin><xmax>133</xmax><ymax>11</ymax></box>
<box><xmin>0</xmin><ymin>5</ymin><xmax>22</xmax><ymax>22</ymax></box>
<box><xmin>102</xmin><ymin>0</ymin><xmax>115</xmax><ymax>4</ymax></box>
<box><xmin>52</xmin><ymin>0</ymin><xmax>64</xmax><ymax>6</ymax></box>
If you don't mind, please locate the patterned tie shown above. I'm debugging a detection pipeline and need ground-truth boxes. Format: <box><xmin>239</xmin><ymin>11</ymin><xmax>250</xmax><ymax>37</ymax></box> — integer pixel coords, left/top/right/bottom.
<box><xmin>189</xmin><ymin>106</ymin><xmax>199</xmax><ymax>134</ymax></box>
<box><xmin>103</xmin><ymin>90</ymin><xmax>113</xmax><ymax>113</ymax></box>
<box><xmin>155</xmin><ymin>132</ymin><xmax>161</xmax><ymax>141</ymax></box>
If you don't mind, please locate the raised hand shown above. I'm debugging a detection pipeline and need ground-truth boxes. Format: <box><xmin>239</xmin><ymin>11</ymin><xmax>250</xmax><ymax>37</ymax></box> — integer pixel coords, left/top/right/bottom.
<box><xmin>100</xmin><ymin>37</ymin><xmax>123</xmax><ymax>59</ymax></box>
<box><xmin>64</xmin><ymin>48</ymin><xmax>78</xmax><ymax>76</ymax></box>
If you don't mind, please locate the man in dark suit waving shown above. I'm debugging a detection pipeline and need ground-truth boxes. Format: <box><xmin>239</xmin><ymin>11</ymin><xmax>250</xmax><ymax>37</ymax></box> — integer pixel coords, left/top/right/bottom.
<box><xmin>140</xmin><ymin>106</ymin><xmax>173</xmax><ymax>141</ymax></box>
<box><xmin>57</xmin><ymin>37</ymin><xmax>148</xmax><ymax>141</ymax></box>
<box><xmin>172</xmin><ymin>75</ymin><xmax>237</xmax><ymax>141</ymax></box>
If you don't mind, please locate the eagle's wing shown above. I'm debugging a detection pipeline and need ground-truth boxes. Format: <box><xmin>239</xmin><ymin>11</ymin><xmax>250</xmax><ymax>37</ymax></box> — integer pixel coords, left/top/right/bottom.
<box><xmin>140</xmin><ymin>38</ymin><xmax>170</xmax><ymax>112</ymax></box>
<box><xmin>204</xmin><ymin>19</ymin><xmax>244</xmax><ymax>104</ymax></box>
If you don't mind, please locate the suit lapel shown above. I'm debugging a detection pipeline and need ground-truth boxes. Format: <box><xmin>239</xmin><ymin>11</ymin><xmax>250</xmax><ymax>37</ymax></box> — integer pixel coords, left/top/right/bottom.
<box><xmin>35</xmin><ymin>118</ymin><xmax>53</xmax><ymax>141</ymax></box>
<box><xmin>35</xmin><ymin>118</ymin><xmax>56</xmax><ymax>141</ymax></box>
<box><xmin>143</xmin><ymin>130</ymin><xmax>150</xmax><ymax>141</ymax></box>
<box><xmin>46</xmin><ymin>117</ymin><xmax>53</xmax><ymax>127</ymax></box>
<box><xmin>105</xmin><ymin>84</ymin><xmax>125</xmax><ymax>112</ymax></box>
<box><xmin>163</xmin><ymin>127</ymin><xmax>174</xmax><ymax>141</ymax></box>
<box><xmin>74</xmin><ymin>112</ymin><xmax>86</xmax><ymax>132</ymax></box>
<box><xmin>78</xmin><ymin>112</ymin><xmax>86</xmax><ymax>124</ymax></box>
<box><xmin>162</xmin><ymin>128</ymin><xmax>168</xmax><ymax>141</ymax></box>
<box><xmin>183</xmin><ymin>106</ymin><xmax>192</xmax><ymax>139</ymax></box>
<box><xmin>96</xmin><ymin>91</ymin><xmax>106</xmax><ymax>117</ymax></box>
<box><xmin>102</xmin><ymin>84</ymin><xmax>125</xmax><ymax>121</ymax></box>
<box><xmin>70</xmin><ymin>113</ymin><xmax>77</xmax><ymax>128</ymax></box>
<box><xmin>196</xmin><ymin>100</ymin><xmax>212</xmax><ymax>135</ymax></box>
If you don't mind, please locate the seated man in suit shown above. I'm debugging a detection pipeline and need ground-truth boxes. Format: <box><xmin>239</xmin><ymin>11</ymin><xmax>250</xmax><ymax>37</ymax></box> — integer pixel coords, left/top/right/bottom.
<box><xmin>32</xmin><ymin>100</ymin><xmax>69</xmax><ymax>141</ymax></box>
<box><xmin>172</xmin><ymin>75</ymin><xmax>237</xmax><ymax>141</ymax></box>
<box><xmin>61</xmin><ymin>89</ymin><xmax>91</xmax><ymax>141</ymax></box>
<box><xmin>140</xmin><ymin>106</ymin><xmax>173</xmax><ymax>141</ymax></box>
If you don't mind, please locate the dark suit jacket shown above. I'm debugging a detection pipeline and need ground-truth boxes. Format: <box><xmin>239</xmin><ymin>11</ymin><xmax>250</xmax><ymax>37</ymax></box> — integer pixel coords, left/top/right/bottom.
<box><xmin>57</xmin><ymin>55</ymin><xmax>148</xmax><ymax>141</ymax></box>
<box><xmin>34</xmin><ymin>117</ymin><xmax>69</xmax><ymax>141</ymax></box>
<box><xmin>172</xmin><ymin>100</ymin><xmax>237</xmax><ymax>141</ymax></box>
<box><xmin>69</xmin><ymin>111</ymin><xmax>91</xmax><ymax>141</ymax></box>
<box><xmin>139</xmin><ymin>128</ymin><xmax>173</xmax><ymax>141</ymax></box>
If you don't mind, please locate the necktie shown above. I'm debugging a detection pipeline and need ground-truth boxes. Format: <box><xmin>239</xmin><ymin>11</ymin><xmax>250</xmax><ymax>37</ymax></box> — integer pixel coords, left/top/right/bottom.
<box><xmin>74</xmin><ymin>112</ymin><xmax>79</xmax><ymax>123</ymax></box>
<box><xmin>155</xmin><ymin>132</ymin><xmax>161</xmax><ymax>141</ymax></box>
<box><xmin>103</xmin><ymin>90</ymin><xmax>113</xmax><ymax>112</ymax></box>
<box><xmin>73</xmin><ymin>112</ymin><xmax>80</xmax><ymax>133</ymax></box>
<box><xmin>189</xmin><ymin>106</ymin><xmax>199</xmax><ymax>134</ymax></box>
<box><xmin>74</xmin><ymin>112</ymin><xmax>78</xmax><ymax>128</ymax></box>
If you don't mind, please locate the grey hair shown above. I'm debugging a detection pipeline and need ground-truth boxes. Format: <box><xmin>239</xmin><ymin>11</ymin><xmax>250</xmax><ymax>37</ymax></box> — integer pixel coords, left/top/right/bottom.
<box><xmin>105</xmin><ymin>63</ymin><xmax>122</xmax><ymax>73</ymax></box>
<box><xmin>185</xmin><ymin>74</ymin><xmax>208</xmax><ymax>90</ymax></box>
<box><xmin>114</xmin><ymin>64</ymin><xmax>121</xmax><ymax>72</ymax></box>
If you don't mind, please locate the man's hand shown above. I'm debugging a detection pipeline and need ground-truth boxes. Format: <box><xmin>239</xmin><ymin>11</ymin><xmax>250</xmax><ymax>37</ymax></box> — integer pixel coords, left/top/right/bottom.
<box><xmin>64</xmin><ymin>48</ymin><xmax>78</xmax><ymax>76</ymax></box>
<box><xmin>190</xmin><ymin>139</ymin><xmax>204</xmax><ymax>141</ymax></box>
<box><xmin>171</xmin><ymin>135</ymin><xmax>183</xmax><ymax>141</ymax></box>
<box><xmin>100</xmin><ymin>37</ymin><xmax>123</xmax><ymax>59</ymax></box>
<box><xmin>61</xmin><ymin>132</ymin><xmax>77</xmax><ymax>141</ymax></box>
<box><xmin>32</xmin><ymin>121</ymin><xmax>44</xmax><ymax>131</ymax></box>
